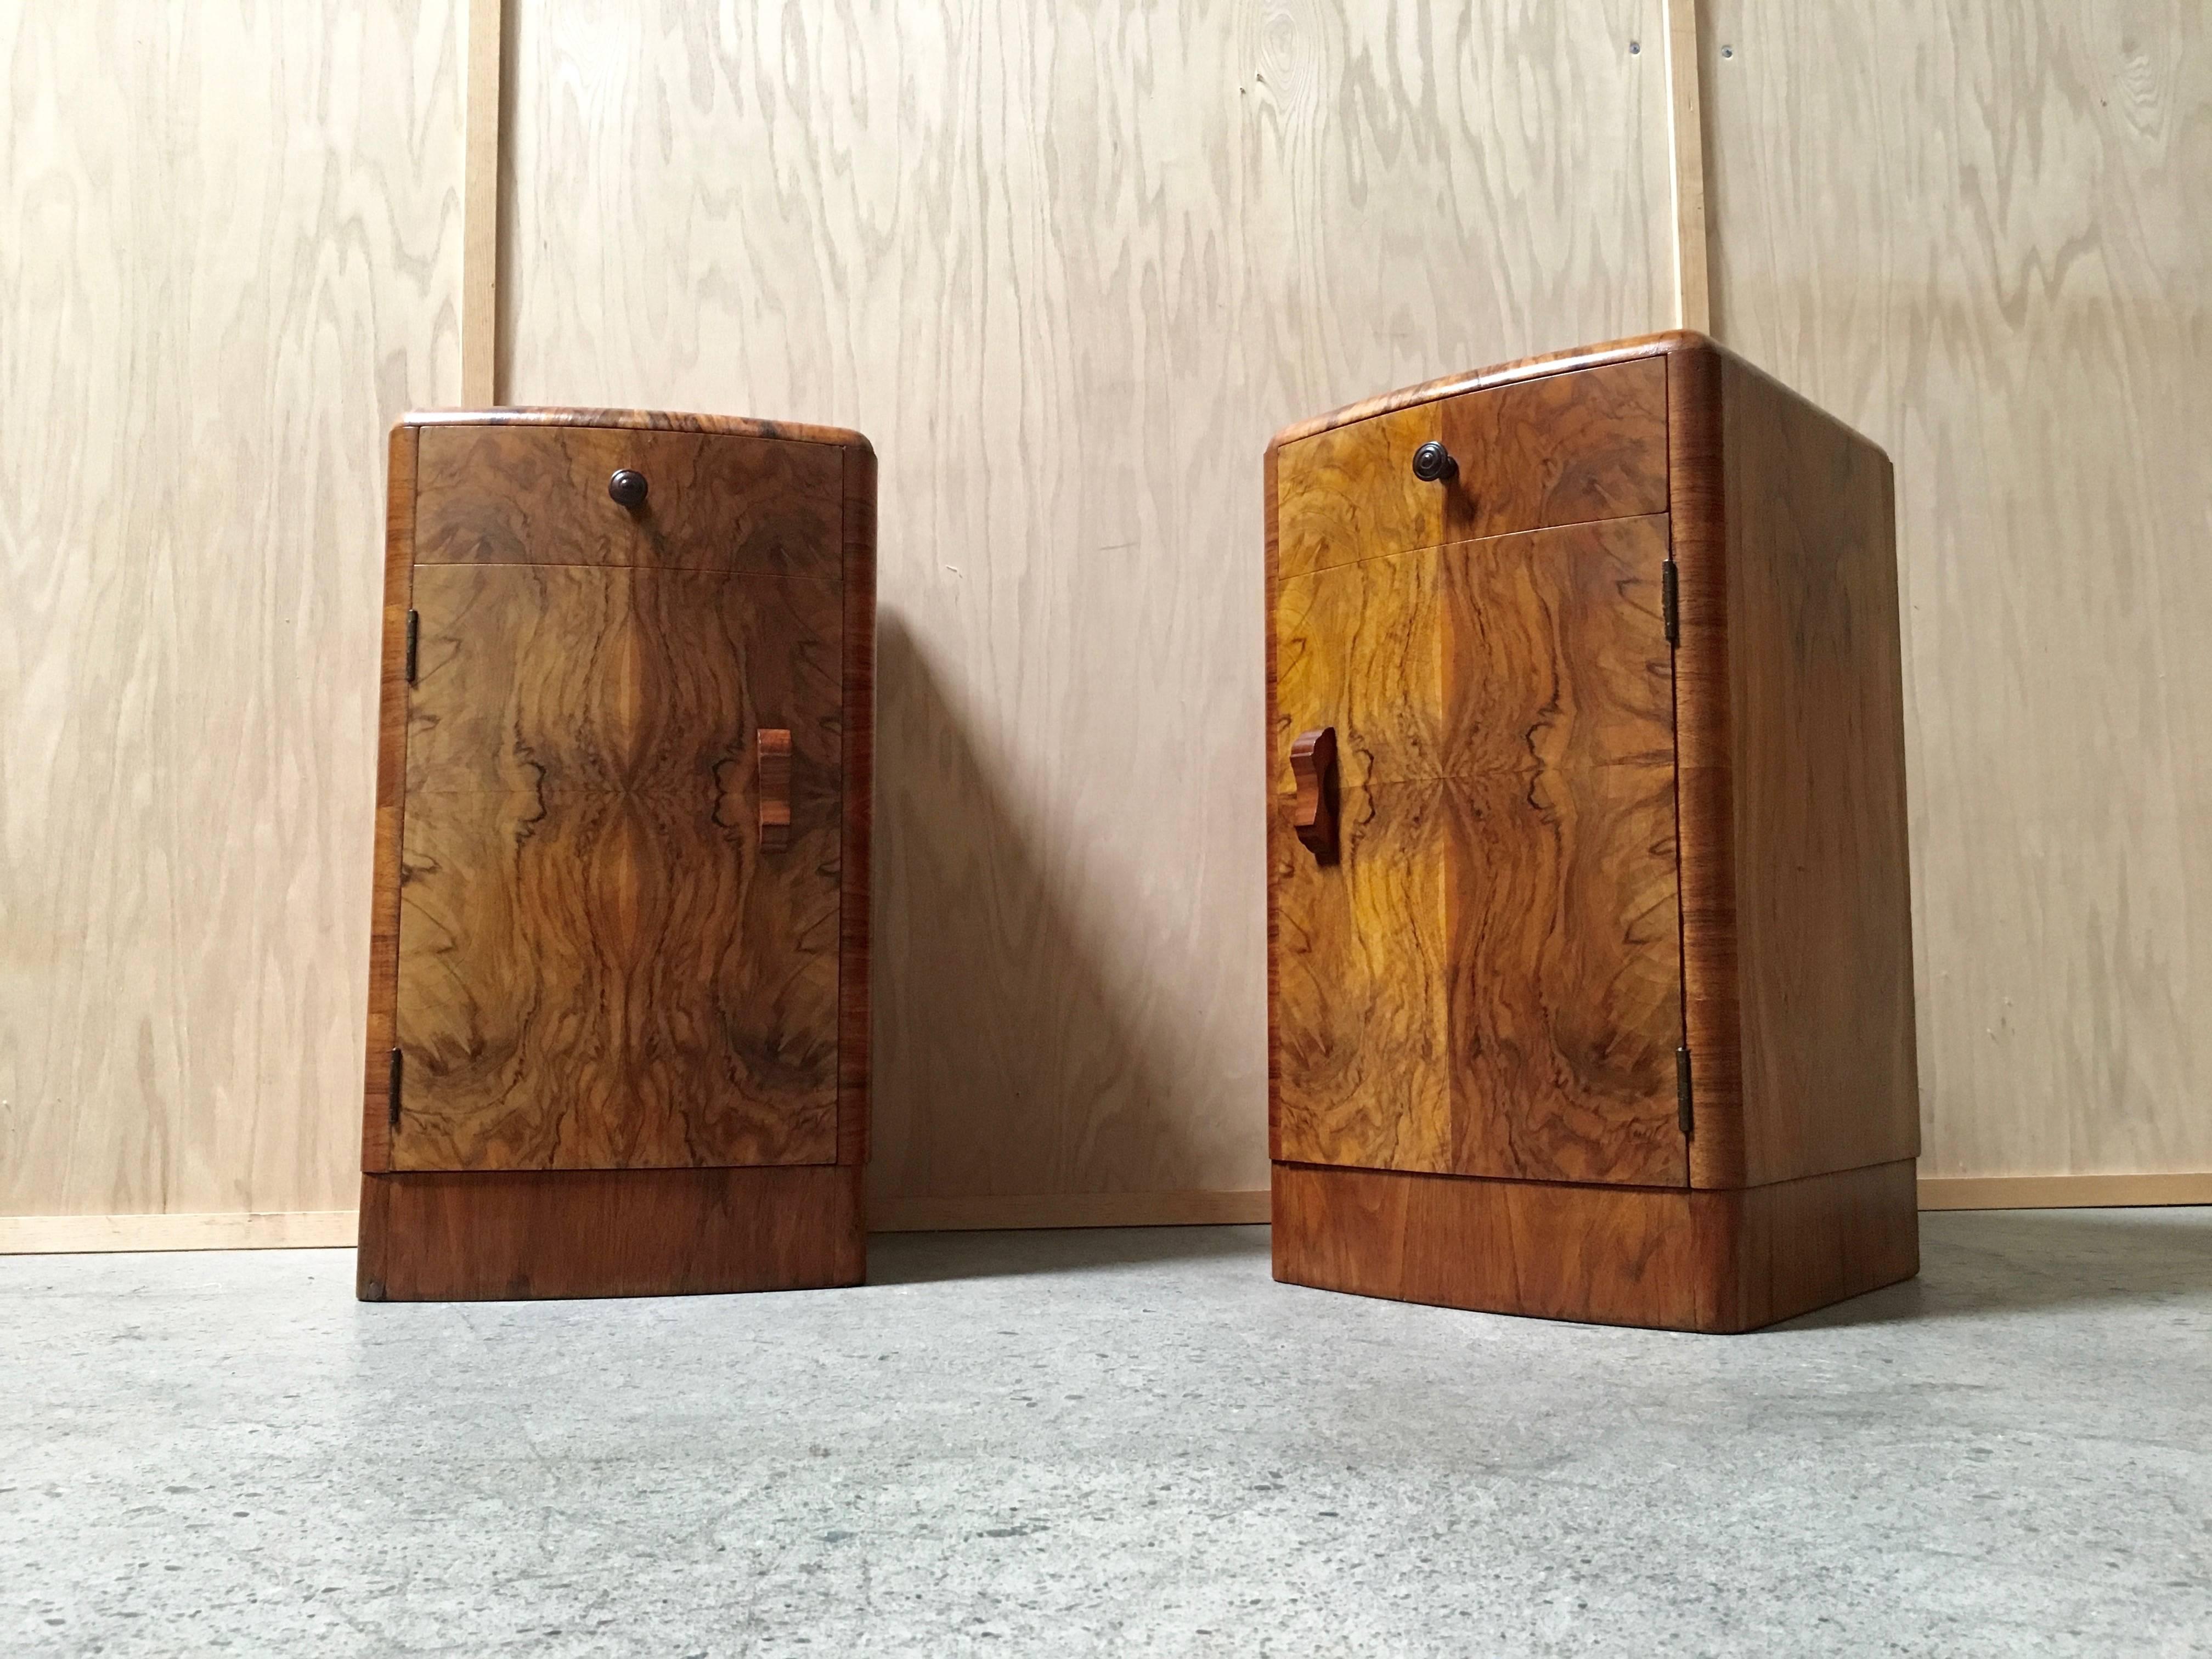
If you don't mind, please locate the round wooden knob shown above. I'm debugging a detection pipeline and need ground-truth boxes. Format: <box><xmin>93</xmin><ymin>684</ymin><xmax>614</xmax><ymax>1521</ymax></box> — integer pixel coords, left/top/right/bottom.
<box><xmin>608</xmin><ymin>468</ymin><xmax>649</xmax><ymax>509</ymax></box>
<box><xmin>1410</xmin><ymin>441</ymin><xmax>1458</xmax><ymax>483</ymax></box>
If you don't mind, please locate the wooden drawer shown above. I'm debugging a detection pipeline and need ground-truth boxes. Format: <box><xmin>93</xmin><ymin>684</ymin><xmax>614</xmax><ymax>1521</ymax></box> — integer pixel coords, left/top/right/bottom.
<box><xmin>1273</xmin><ymin>356</ymin><xmax>1667</xmax><ymax>579</ymax></box>
<box><xmin>414</xmin><ymin>422</ymin><xmax>845</xmax><ymax>579</ymax></box>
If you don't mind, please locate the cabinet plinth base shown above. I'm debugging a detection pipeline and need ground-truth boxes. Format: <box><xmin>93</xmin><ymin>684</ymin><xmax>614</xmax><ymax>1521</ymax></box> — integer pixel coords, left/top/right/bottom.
<box><xmin>357</xmin><ymin>1164</ymin><xmax>864</xmax><ymax>1302</ymax></box>
<box><xmin>1272</xmin><ymin>1159</ymin><xmax>1917</xmax><ymax>1333</ymax></box>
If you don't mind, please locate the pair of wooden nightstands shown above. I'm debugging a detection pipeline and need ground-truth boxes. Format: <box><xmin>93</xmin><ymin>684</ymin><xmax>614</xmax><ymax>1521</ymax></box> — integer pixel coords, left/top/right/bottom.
<box><xmin>357</xmin><ymin>331</ymin><xmax>1917</xmax><ymax>1331</ymax></box>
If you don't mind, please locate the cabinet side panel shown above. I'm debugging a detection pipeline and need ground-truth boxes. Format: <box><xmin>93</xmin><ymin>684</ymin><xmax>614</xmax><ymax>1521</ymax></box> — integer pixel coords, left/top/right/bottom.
<box><xmin>1723</xmin><ymin>357</ymin><xmax>1920</xmax><ymax>1184</ymax></box>
<box><xmin>362</xmin><ymin>425</ymin><xmax>417</xmax><ymax>1172</ymax></box>
<box><xmin>1265</xmin><ymin>443</ymin><xmax>1284</xmax><ymax>1164</ymax></box>
<box><xmin>1668</xmin><ymin>343</ymin><xmax>1747</xmax><ymax>1187</ymax></box>
<box><xmin>839</xmin><ymin>447</ymin><xmax>876</xmax><ymax>1169</ymax></box>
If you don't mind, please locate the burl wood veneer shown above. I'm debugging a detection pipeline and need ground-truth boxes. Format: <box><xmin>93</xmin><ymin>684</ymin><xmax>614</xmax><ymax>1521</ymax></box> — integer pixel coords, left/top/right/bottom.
<box><xmin>359</xmin><ymin>409</ymin><xmax>875</xmax><ymax>1301</ymax></box>
<box><xmin>1265</xmin><ymin>335</ymin><xmax>1918</xmax><ymax>1333</ymax></box>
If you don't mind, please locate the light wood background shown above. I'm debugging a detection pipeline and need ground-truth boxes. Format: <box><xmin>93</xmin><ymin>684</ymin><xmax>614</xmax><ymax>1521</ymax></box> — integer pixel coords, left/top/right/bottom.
<box><xmin>1704</xmin><ymin>0</ymin><xmax>2212</xmax><ymax>1182</ymax></box>
<box><xmin>496</xmin><ymin>0</ymin><xmax>1673</xmax><ymax>1225</ymax></box>
<box><xmin>7</xmin><ymin>2</ymin><xmax>2209</xmax><ymax>1248</ymax></box>
<box><xmin>0</xmin><ymin>4</ymin><xmax>464</xmax><ymax>1227</ymax></box>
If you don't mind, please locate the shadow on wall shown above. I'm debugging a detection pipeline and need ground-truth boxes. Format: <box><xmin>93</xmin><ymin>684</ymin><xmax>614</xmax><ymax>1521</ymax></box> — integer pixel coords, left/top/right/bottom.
<box><xmin>868</xmin><ymin>611</ymin><xmax>1255</xmax><ymax>1219</ymax></box>
<box><xmin>1783</xmin><ymin>1209</ymin><xmax>2212</xmax><ymax>1330</ymax></box>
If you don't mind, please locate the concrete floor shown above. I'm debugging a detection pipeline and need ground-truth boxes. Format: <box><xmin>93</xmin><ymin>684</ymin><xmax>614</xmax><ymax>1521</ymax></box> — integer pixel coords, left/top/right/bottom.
<box><xmin>3</xmin><ymin>1211</ymin><xmax>2209</xmax><ymax>1657</ymax></box>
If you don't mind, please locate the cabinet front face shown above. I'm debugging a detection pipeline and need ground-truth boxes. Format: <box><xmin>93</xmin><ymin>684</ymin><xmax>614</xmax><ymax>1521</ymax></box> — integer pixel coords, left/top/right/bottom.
<box><xmin>1271</xmin><ymin>508</ymin><xmax>1685</xmax><ymax>1188</ymax></box>
<box><xmin>392</xmin><ymin>427</ymin><xmax>844</xmax><ymax>1172</ymax></box>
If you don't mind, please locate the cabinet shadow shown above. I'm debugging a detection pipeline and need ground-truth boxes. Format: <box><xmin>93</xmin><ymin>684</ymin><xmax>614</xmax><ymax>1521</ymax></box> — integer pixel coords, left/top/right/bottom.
<box><xmin>1778</xmin><ymin>1207</ymin><xmax>2212</xmax><ymax>1329</ymax></box>
<box><xmin>860</xmin><ymin>610</ymin><xmax>1259</xmax><ymax>1278</ymax></box>
<box><xmin>866</xmin><ymin>1223</ymin><xmax>1269</xmax><ymax>1286</ymax></box>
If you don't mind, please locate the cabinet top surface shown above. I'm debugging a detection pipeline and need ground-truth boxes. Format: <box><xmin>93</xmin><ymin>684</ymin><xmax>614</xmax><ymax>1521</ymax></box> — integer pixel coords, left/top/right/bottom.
<box><xmin>399</xmin><ymin>407</ymin><xmax>873</xmax><ymax>453</ymax></box>
<box><xmin>1269</xmin><ymin>331</ymin><xmax>1711</xmax><ymax>455</ymax></box>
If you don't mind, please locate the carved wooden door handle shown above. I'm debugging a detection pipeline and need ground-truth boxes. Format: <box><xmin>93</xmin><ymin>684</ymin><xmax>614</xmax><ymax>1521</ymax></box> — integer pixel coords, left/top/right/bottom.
<box><xmin>758</xmin><ymin>729</ymin><xmax>792</xmax><ymax>852</ymax></box>
<box><xmin>1290</xmin><ymin>727</ymin><xmax>1339</xmax><ymax>865</ymax></box>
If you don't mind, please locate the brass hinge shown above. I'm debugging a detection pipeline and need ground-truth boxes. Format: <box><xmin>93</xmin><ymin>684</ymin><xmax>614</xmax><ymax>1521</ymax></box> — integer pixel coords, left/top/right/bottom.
<box><xmin>404</xmin><ymin>610</ymin><xmax>420</xmax><ymax>684</ymax></box>
<box><xmin>1662</xmin><ymin>559</ymin><xmax>1680</xmax><ymax>646</ymax></box>
<box><xmin>1676</xmin><ymin>1045</ymin><xmax>1694</xmax><ymax>1137</ymax></box>
<box><xmin>388</xmin><ymin>1046</ymin><xmax>403</xmax><ymax>1131</ymax></box>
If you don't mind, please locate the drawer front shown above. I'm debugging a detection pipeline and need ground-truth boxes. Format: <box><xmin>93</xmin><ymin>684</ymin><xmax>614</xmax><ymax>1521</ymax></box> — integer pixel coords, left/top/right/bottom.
<box><xmin>414</xmin><ymin>423</ymin><xmax>844</xmax><ymax>579</ymax></box>
<box><xmin>1274</xmin><ymin>356</ymin><xmax>1668</xmax><ymax>579</ymax></box>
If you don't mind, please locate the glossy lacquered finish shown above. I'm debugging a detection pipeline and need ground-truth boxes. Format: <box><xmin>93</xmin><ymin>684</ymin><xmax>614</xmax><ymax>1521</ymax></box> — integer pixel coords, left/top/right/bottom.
<box><xmin>359</xmin><ymin>409</ymin><xmax>875</xmax><ymax>1301</ymax></box>
<box><xmin>1265</xmin><ymin>332</ymin><xmax>1918</xmax><ymax>1332</ymax></box>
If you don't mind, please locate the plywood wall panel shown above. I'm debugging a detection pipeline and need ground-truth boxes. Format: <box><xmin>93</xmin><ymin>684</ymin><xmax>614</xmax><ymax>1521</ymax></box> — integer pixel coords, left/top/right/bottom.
<box><xmin>0</xmin><ymin>4</ymin><xmax>464</xmax><ymax>1217</ymax></box>
<box><xmin>501</xmin><ymin>0</ymin><xmax>1671</xmax><ymax>1210</ymax></box>
<box><xmin>1705</xmin><ymin>2</ymin><xmax>2212</xmax><ymax>1177</ymax></box>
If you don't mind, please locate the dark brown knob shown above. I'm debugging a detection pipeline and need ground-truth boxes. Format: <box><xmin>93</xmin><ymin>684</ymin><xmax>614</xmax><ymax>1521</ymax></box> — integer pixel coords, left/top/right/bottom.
<box><xmin>608</xmin><ymin>469</ymin><xmax>648</xmax><ymax>509</ymax></box>
<box><xmin>1411</xmin><ymin>441</ymin><xmax>1457</xmax><ymax>483</ymax></box>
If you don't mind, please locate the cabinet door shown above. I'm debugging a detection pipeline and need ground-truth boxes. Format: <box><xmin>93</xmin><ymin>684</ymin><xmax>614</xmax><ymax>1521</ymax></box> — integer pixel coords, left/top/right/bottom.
<box><xmin>1271</xmin><ymin>514</ymin><xmax>1684</xmax><ymax>1186</ymax></box>
<box><xmin>392</xmin><ymin>472</ymin><xmax>843</xmax><ymax>1171</ymax></box>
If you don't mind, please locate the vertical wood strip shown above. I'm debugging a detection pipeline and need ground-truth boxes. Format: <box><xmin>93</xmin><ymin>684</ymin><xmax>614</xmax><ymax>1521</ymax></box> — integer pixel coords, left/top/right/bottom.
<box><xmin>359</xmin><ymin>424</ymin><xmax>418</xmax><ymax>1174</ymax></box>
<box><xmin>460</xmin><ymin>0</ymin><xmax>505</xmax><ymax>404</ymax></box>
<box><xmin>1663</xmin><ymin>0</ymin><xmax>1713</xmax><ymax>334</ymax></box>
<box><xmin>837</xmin><ymin>447</ymin><xmax>877</xmax><ymax>1171</ymax></box>
<box><xmin>1667</xmin><ymin>342</ymin><xmax>1745</xmax><ymax>1188</ymax></box>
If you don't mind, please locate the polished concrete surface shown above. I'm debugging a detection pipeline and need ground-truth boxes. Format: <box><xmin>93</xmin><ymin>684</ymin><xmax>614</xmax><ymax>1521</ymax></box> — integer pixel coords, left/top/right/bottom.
<box><xmin>3</xmin><ymin>1209</ymin><xmax>2209</xmax><ymax>1656</ymax></box>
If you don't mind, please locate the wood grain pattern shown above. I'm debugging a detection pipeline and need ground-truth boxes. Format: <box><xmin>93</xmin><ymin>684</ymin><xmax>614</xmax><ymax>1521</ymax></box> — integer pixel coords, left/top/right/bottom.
<box><xmin>504</xmin><ymin>0</ymin><xmax>1673</xmax><ymax>1217</ymax></box>
<box><xmin>1273</xmin><ymin>515</ymin><xmax>1678</xmax><ymax>794</ymax></box>
<box><xmin>395</xmin><ymin>561</ymin><xmax>842</xmax><ymax>1170</ymax></box>
<box><xmin>404</xmin><ymin>563</ymin><xmax>842</xmax><ymax>802</ymax></box>
<box><xmin>0</xmin><ymin>2</ymin><xmax>463</xmax><ymax>1221</ymax></box>
<box><xmin>2</xmin><ymin>1211</ymin><xmax>361</xmax><ymax>1255</ymax></box>
<box><xmin>356</xmin><ymin>1164</ymin><xmax>864</xmax><ymax>1300</ymax></box>
<box><xmin>1707</xmin><ymin>1</ymin><xmax>2212</xmax><ymax>1182</ymax></box>
<box><xmin>1439</xmin><ymin>356</ymin><xmax>1670</xmax><ymax>542</ymax></box>
<box><xmin>1720</xmin><ymin>354</ymin><xmax>1918</xmax><ymax>1185</ymax></box>
<box><xmin>1273</xmin><ymin>768</ymin><xmax>1684</xmax><ymax>1187</ymax></box>
<box><xmin>1273</xmin><ymin>1158</ymin><xmax>1918</xmax><ymax>1331</ymax></box>
<box><xmin>1270</xmin><ymin>505</ymin><xmax>1684</xmax><ymax>1188</ymax></box>
<box><xmin>1273</xmin><ymin>1160</ymin><xmax>1703</xmax><ymax>1329</ymax></box>
<box><xmin>1271</xmin><ymin>782</ymin><xmax>1453</xmax><ymax>1172</ymax></box>
<box><xmin>362</xmin><ymin>426</ymin><xmax>418</xmax><ymax>1172</ymax></box>
<box><xmin>837</xmin><ymin>446</ymin><xmax>876</xmax><ymax>1170</ymax></box>
<box><xmin>1691</xmin><ymin>1159</ymin><xmax>1920</xmax><ymax>1331</ymax></box>
<box><xmin>1274</xmin><ymin>359</ymin><xmax>1669</xmax><ymax>579</ymax></box>
<box><xmin>1274</xmin><ymin>407</ymin><xmax>1442</xmax><ymax>580</ymax></box>
<box><xmin>1271</xmin><ymin>334</ymin><xmax>1688</xmax><ymax>452</ymax></box>
<box><xmin>1918</xmin><ymin>1173</ymin><xmax>2212</xmax><ymax>1211</ymax></box>
<box><xmin>415</xmin><ymin>423</ymin><xmax>844</xmax><ymax>577</ymax></box>
<box><xmin>1666</xmin><ymin>338</ymin><xmax>1747</xmax><ymax>1189</ymax></box>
